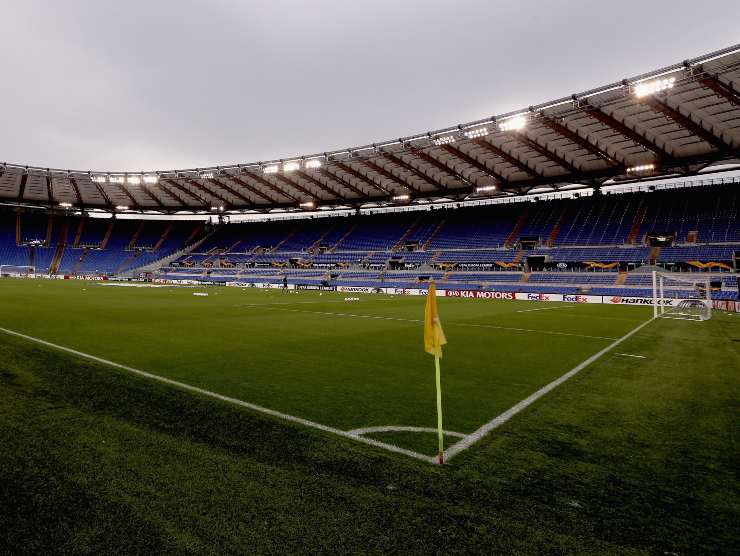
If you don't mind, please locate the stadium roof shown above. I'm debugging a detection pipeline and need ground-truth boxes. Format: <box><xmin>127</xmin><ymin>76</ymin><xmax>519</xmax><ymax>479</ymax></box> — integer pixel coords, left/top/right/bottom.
<box><xmin>2</xmin><ymin>44</ymin><xmax>739</xmax><ymax>215</ymax></box>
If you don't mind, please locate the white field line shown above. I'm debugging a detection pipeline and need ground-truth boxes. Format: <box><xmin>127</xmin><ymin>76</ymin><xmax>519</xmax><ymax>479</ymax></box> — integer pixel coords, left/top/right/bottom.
<box><xmin>616</xmin><ymin>353</ymin><xmax>647</xmax><ymax>359</ymax></box>
<box><xmin>516</xmin><ymin>305</ymin><xmax>570</xmax><ymax>313</ymax></box>
<box><xmin>442</xmin><ymin>317</ymin><xmax>655</xmax><ymax>462</ymax></box>
<box><xmin>0</xmin><ymin>326</ymin><xmax>436</xmax><ymax>465</ymax></box>
<box><xmin>241</xmin><ymin>306</ymin><xmax>619</xmax><ymax>341</ymax></box>
<box><xmin>349</xmin><ymin>425</ymin><xmax>466</xmax><ymax>438</ymax></box>
<box><xmin>234</xmin><ymin>300</ymin><xmax>349</xmax><ymax>307</ymax></box>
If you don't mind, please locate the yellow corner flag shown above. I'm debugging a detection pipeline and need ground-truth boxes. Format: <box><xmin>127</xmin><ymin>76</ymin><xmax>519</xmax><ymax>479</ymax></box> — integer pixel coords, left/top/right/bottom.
<box><xmin>424</xmin><ymin>281</ymin><xmax>447</xmax><ymax>464</ymax></box>
<box><xmin>424</xmin><ymin>281</ymin><xmax>447</xmax><ymax>357</ymax></box>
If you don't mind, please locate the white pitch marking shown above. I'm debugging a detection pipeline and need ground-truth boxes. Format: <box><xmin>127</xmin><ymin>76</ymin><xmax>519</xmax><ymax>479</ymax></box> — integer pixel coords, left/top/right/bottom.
<box><xmin>234</xmin><ymin>300</ymin><xmax>348</xmax><ymax>307</ymax></box>
<box><xmin>616</xmin><ymin>353</ymin><xmax>646</xmax><ymax>359</ymax></box>
<box><xmin>516</xmin><ymin>305</ymin><xmax>570</xmax><ymax>313</ymax></box>
<box><xmin>242</xmin><ymin>305</ymin><xmax>618</xmax><ymax>341</ymax></box>
<box><xmin>0</xmin><ymin>326</ymin><xmax>436</xmax><ymax>464</ymax></box>
<box><xmin>442</xmin><ymin>317</ymin><xmax>656</xmax><ymax>462</ymax></box>
<box><xmin>349</xmin><ymin>425</ymin><xmax>466</xmax><ymax>438</ymax></box>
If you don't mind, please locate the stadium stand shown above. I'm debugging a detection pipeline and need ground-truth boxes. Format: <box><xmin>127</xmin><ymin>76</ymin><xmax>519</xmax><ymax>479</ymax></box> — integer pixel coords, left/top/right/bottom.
<box><xmin>160</xmin><ymin>183</ymin><xmax>736</xmax><ymax>299</ymax></box>
<box><xmin>1</xmin><ymin>179</ymin><xmax>738</xmax><ymax>300</ymax></box>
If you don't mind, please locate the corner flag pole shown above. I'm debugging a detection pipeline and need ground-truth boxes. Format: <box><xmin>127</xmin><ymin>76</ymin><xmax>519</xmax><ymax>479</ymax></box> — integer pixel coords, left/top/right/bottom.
<box><xmin>434</xmin><ymin>354</ymin><xmax>444</xmax><ymax>465</ymax></box>
<box><xmin>424</xmin><ymin>280</ymin><xmax>447</xmax><ymax>465</ymax></box>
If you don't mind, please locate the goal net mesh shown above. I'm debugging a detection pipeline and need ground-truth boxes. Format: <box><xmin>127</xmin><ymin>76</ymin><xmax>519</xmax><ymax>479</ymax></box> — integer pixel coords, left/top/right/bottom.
<box><xmin>0</xmin><ymin>265</ymin><xmax>35</xmax><ymax>277</ymax></box>
<box><xmin>653</xmin><ymin>272</ymin><xmax>712</xmax><ymax>321</ymax></box>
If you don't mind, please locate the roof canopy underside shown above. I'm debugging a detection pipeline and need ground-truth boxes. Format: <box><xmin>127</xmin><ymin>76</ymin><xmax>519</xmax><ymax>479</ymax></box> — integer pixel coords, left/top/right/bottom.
<box><xmin>2</xmin><ymin>45</ymin><xmax>740</xmax><ymax>214</ymax></box>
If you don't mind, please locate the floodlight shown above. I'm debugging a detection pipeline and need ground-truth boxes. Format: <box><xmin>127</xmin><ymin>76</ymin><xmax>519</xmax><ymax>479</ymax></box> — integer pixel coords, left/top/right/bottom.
<box><xmin>200</xmin><ymin>172</ymin><xmax>214</xmax><ymax>179</ymax></box>
<box><xmin>464</xmin><ymin>126</ymin><xmax>488</xmax><ymax>139</ymax></box>
<box><xmin>59</xmin><ymin>202</ymin><xmax>73</xmax><ymax>208</ymax></box>
<box><xmin>263</xmin><ymin>165</ymin><xmax>279</xmax><ymax>174</ymax></box>
<box><xmin>626</xmin><ymin>163</ymin><xmax>656</xmax><ymax>173</ymax></box>
<box><xmin>476</xmin><ymin>185</ymin><xmax>497</xmax><ymax>192</ymax></box>
<box><xmin>299</xmin><ymin>201</ymin><xmax>315</xmax><ymax>208</ymax></box>
<box><xmin>305</xmin><ymin>159</ymin><xmax>322</xmax><ymax>169</ymax></box>
<box><xmin>392</xmin><ymin>194</ymin><xmax>410</xmax><ymax>201</ymax></box>
<box><xmin>92</xmin><ymin>176</ymin><xmax>107</xmax><ymax>183</ymax></box>
<box><xmin>433</xmin><ymin>135</ymin><xmax>456</xmax><ymax>146</ymax></box>
<box><xmin>115</xmin><ymin>205</ymin><xmax>129</xmax><ymax>210</ymax></box>
<box><xmin>634</xmin><ymin>77</ymin><xmax>675</xmax><ymax>98</ymax></box>
<box><xmin>127</xmin><ymin>176</ymin><xmax>141</xmax><ymax>185</ymax></box>
<box><xmin>283</xmin><ymin>161</ymin><xmax>300</xmax><ymax>172</ymax></box>
<box><xmin>498</xmin><ymin>115</ymin><xmax>526</xmax><ymax>131</ymax></box>
<box><xmin>143</xmin><ymin>175</ymin><xmax>158</xmax><ymax>184</ymax></box>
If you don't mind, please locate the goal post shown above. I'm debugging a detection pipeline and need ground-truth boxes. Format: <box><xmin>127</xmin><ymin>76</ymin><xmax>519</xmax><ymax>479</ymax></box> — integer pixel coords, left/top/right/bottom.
<box><xmin>0</xmin><ymin>265</ymin><xmax>36</xmax><ymax>277</ymax></box>
<box><xmin>652</xmin><ymin>271</ymin><xmax>712</xmax><ymax>321</ymax></box>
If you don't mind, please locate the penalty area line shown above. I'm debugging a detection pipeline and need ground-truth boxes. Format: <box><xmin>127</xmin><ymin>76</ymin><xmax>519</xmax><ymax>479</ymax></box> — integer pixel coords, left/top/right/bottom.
<box><xmin>241</xmin><ymin>305</ymin><xmax>618</xmax><ymax>341</ymax></box>
<box><xmin>516</xmin><ymin>305</ymin><xmax>570</xmax><ymax>313</ymax></box>
<box><xmin>0</xmin><ymin>326</ymin><xmax>436</xmax><ymax>465</ymax></box>
<box><xmin>443</xmin><ymin>317</ymin><xmax>656</xmax><ymax>462</ymax></box>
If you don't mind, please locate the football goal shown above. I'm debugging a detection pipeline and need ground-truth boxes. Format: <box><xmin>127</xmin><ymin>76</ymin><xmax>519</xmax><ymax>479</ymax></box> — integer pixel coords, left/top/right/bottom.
<box><xmin>652</xmin><ymin>271</ymin><xmax>711</xmax><ymax>321</ymax></box>
<box><xmin>0</xmin><ymin>265</ymin><xmax>36</xmax><ymax>277</ymax></box>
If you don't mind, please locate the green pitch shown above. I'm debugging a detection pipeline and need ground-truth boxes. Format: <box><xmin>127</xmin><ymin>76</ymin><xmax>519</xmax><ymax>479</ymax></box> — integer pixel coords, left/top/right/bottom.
<box><xmin>1</xmin><ymin>277</ymin><xmax>738</xmax><ymax>553</ymax></box>
<box><xmin>0</xmin><ymin>278</ymin><xmax>648</xmax><ymax>457</ymax></box>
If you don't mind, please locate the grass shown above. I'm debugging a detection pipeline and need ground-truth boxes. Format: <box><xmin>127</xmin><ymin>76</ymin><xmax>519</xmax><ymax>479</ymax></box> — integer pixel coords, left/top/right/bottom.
<box><xmin>0</xmin><ymin>279</ymin><xmax>647</xmax><ymax>455</ymax></box>
<box><xmin>0</xmin><ymin>278</ymin><xmax>738</xmax><ymax>553</ymax></box>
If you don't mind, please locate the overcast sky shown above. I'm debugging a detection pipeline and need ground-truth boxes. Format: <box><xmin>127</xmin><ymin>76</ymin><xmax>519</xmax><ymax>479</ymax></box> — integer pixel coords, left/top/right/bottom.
<box><xmin>1</xmin><ymin>0</ymin><xmax>738</xmax><ymax>172</ymax></box>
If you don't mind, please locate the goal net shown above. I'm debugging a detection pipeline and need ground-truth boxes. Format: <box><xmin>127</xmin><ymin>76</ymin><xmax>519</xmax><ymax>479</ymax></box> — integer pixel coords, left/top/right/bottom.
<box><xmin>652</xmin><ymin>271</ymin><xmax>711</xmax><ymax>321</ymax></box>
<box><xmin>0</xmin><ymin>265</ymin><xmax>35</xmax><ymax>277</ymax></box>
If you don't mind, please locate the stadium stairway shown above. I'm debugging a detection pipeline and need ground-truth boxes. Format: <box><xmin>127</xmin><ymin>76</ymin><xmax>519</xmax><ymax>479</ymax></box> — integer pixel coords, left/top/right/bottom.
<box><xmin>546</xmin><ymin>209</ymin><xmax>568</xmax><ymax>247</ymax></box>
<box><xmin>615</xmin><ymin>270</ymin><xmax>628</xmax><ymax>285</ymax></box>
<box><xmin>227</xmin><ymin>239</ymin><xmax>244</xmax><ymax>253</ymax></box>
<box><xmin>649</xmin><ymin>246</ymin><xmax>662</xmax><ymax>264</ymax></box>
<box><xmin>72</xmin><ymin>248</ymin><xmax>90</xmax><ymax>274</ymax></box>
<box><xmin>72</xmin><ymin>218</ymin><xmax>85</xmax><ymax>248</ymax></box>
<box><xmin>308</xmin><ymin>225</ymin><xmax>335</xmax><ymax>252</ymax></box>
<box><xmin>270</xmin><ymin>229</ymin><xmax>295</xmax><ymax>252</ymax></box>
<box><xmin>392</xmin><ymin>216</ymin><xmax>421</xmax><ymax>251</ymax></box>
<box><xmin>127</xmin><ymin>222</ymin><xmax>145</xmax><ymax>250</ymax></box>
<box><xmin>116</xmin><ymin>251</ymin><xmax>142</xmax><ymax>274</ymax></box>
<box><xmin>331</xmin><ymin>223</ymin><xmax>357</xmax><ymax>252</ymax></box>
<box><xmin>504</xmin><ymin>209</ymin><xmax>529</xmax><ymax>248</ymax></box>
<box><xmin>627</xmin><ymin>202</ymin><xmax>646</xmax><ymax>244</ymax></box>
<box><xmin>423</xmin><ymin>218</ymin><xmax>446</xmax><ymax>250</ymax></box>
<box><xmin>184</xmin><ymin>222</ymin><xmax>206</xmax><ymax>245</ymax></box>
<box><xmin>152</xmin><ymin>223</ymin><xmax>174</xmax><ymax>252</ymax></box>
<box><xmin>49</xmin><ymin>222</ymin><xmax>69</xmax><ymax>275</ymax></box>
<box><xmin>100</xmin><ymin>222</ymin><xmax>115</xmax><ymax>249</ymax></box>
